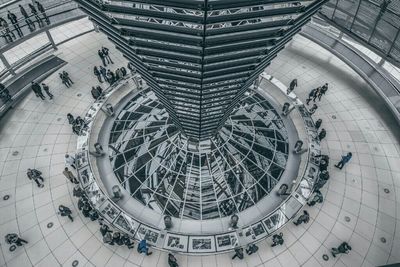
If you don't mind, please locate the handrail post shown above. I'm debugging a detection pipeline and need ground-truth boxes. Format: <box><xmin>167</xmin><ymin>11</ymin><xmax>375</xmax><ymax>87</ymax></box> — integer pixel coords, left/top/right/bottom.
<box><xmin>45</xmin><ymin>29</ymin><xmax>57</xmax><ymax>50</ymax></box>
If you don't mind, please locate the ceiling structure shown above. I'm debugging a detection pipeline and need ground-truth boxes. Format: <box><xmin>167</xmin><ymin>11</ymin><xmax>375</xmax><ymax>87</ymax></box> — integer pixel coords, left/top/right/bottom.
<box><xmin>74</xmin><ymin>0</ymin><xmax>328</xmax><ymax>141</ymax></box>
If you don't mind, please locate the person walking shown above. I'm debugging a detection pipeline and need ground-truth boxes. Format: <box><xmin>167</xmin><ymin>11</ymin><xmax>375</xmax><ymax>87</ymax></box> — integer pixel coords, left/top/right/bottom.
<box><xmin>93</xmin><ymin>66</ymin><xmax>103</xmax><ymax>83</ymax></box>
<box><xmin>35</xmin><ymin>1</ymin><xmax>50</xmax><ymax>25</ymax></box>
<box><xmin>335</xmin><ymin>152</ymin><xmax>352</xmax><ymax>170</ymax></box>
<box><xmin>102</xmin><ymin>46</ymin><xmax>114</xmax><ymax>64</ymax></box>
<box><xmin>168</xmin><ymin>253</ymin><xmax>179</xmax><ymax>267</ymax></box>
<box><xmin>7</xmin><ymin>11</ymin><xmax>23</xmax><ymax>37</ymax></box>
<box><xmin>31</xmin><ymin>81</ymin><xmax>45</xmax><ymax>100</ymax></box>
<box><xmin>137</xmin><ymin>239</ymin><xmax>152</xmax><ymax>255</ymax></box>
<box><xmin>27</xmin><ymin>168</ymin><xmax>44</xmax><ymax>188</ymax></box>
<box><xmin>306</xmin><ymin>88</ymin><xmax>318</xmax><ymax>105</ymax></box>
<box><xmin>58</xmin><ymin>205</ymin><xmax>73</xmax><ymax>222</ymax></box>
<box><xmin>231</xmin><ymin>247</ymin><xmax>244</xmax><ymax>260</ymax></box>
<box><xmin>28</xmin><ymin>3</ymin><xmax>42</xmax><ymax>27</ymax></box>
<box><xmin>293</xmin><ymin>210</ymin><xmax>310</xmax><ymax>226</ymax></box>
<box><xmin>41</xmin><ymin>83</ymin><xmax>53</xmax><ymax>99</ymax></box>
<box><xmin>5</xmin><ymin>233</ymin><xmax>28</xmax><ymax>247</ymax></box>
<box><xmin>318</xmin><ymin>128</ymin><xmax>326</xmax><ymax>141</ymax></box>
<box><xmin>318</xmin><ymin>83</ymin><xmax>329</xmax><ymax>101</ymax></box>
<box><xmin>271</xmin><ymin>233</ymin><xmax>284</xmax><ymax>247</ymax></box>
<box><xmin>63</xmin><ymin>167</ymin><xmax>78</xmax><ymax>184</ymax></box>
<box><xmin>98</xmin><ymin>49</ymin><xmax>106</xmax><ymax>66</ymax></box>
<box><xmin>331</xmin><ymin>242</ymin><xmax>351</xmax><ymax>258</ymax></box>
<box><xmin>19</xmin><ymin>5</ymin><xmax>35</xmax><ymax>32</ymax></box>
<box><xmin>287</xmin><ymin>78</ymin><xmax>297</xmax><ymax>95</ymax></box>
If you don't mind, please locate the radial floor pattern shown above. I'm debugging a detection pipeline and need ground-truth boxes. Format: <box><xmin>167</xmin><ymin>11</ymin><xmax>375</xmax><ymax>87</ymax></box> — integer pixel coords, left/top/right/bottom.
<box><xmin>0</xmin><ymin>30</ymin><xmax>399</xmax><ymax>267</ymax></box>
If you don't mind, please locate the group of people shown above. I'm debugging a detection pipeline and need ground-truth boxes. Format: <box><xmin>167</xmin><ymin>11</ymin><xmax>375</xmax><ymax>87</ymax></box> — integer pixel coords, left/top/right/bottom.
<box><xmin>1</xmin><ymin>1</ymin><xmax>50</xmax><ymax>43</ymax></box>
<box><xmin>59</xmin><ymin>71</ymin><xmax>74</xmax><ymax>88</ymax></box>
<box><xmin>93</xmin><ymin>65</ymin><xmax>128</xmax><ymax>85</ymax></box>
<box><xmin>27</xmin><ymin>168</ymin><xmax>44</xmax><ymax>187</ymax></box>
<box><xmin>306</xmin><ymin>83</ymin><xmax>329</xmax><ymax>105</ymax></box>
<box><xmin>31</xmin><ymin>81</ymin><xmax>53</xmax><ymax>100</ymax></box>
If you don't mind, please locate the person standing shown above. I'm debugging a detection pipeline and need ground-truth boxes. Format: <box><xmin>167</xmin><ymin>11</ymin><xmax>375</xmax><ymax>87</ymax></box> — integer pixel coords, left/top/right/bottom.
<box><xmin>63</xmin><ymin>167</ymin><xmax>78</xmax><ymax>184</ymax></box>
<box><xmin>137</xmin><ymin>239</ymin><xmax>152</xmax><ymax>255</ymax></box>
<box><xmin>107</xmin><ymin>69</ymin><xmax>115</xmax><ymax>84</ymax></box>
<box><xmin>102</xmin><ymin>46</ymin><xmax>114</xmax><ymax>64</ymax></box>
<box><xmin>307</xmin><ymin>189</ymin><xmax>323</xmax><ymax>206</ymax></box>
<box><xmin>99</xmin><ymin>66</ymin><xmax>108</xmax><ymax>82</ymax></box>
<box><xmin>331</xmin><ymin>242</ymin><xmax>351</xmax><ymax>257</ymax></box>
<box><xmin>168</xmin><ymin>253</ymin><xmax>179</xmax><ymax>267</ymax></box>
<box><xmin>335</xmin><ymin>152</ymin><xmax>352</xmax><ymax>170</ymax></box>
<box><xmin>19</xmin><ymin>5</ymin><xmax>35</xmax><ymax>32</ymax></box>
<box><xmin>62</xmin><ymin>71</ymin><xmax>74</xmax><ymax>85</ymax></box>
<box><xmin>271</xmin><ymin>233</ymin><xmax>284</xmax><ymax>247</ymax></box>
<box><xmin>309</xmin><ymin>104</ymin><xmax>318</xmax><ymax>115</ymax></box>
<box><xmin>65</xmin><ymin>153</ymin><xmax>76</xmax><ymax>169</ymax></box>
<box><xmin>67</xmin><ymin>113</ymin><xmax>74</xmax><ymax>124</ymax></box>
<box><xmin>28</xmin><ymin>3</ymin><xmax>42</xmax><ymax>27</ymax></box>
<box><xmin>293</xmin><ymin>210</ymin><xmax>310</xmax><ymax>226</ymax></box>
<box><xmin>41</xmin><ymin>83</ymin><xmax>53</xmax><ymax>99</ymax></box>
<box><xmin>59</xmin><ymin>72</ymin><xmax>70</xmax><ymax>88</ymax></box>
<box><xmin>121</xmin><ymin>234</ymin><xmax>134</xmax><ymax>249</ymax></box>
<box><xmin>98</xmin><ymin>49</ymin><xmax>106</xmax><ymax>66</ymax></box>
<box><xmin>0</xmin><ymin>83</ymin><xmax>12</xmax><ymax>103</ymax></box>
<box><xmin>35</xmin><ymin>1</ymin><xmax>50</xmax><ymax>25</ymax></box>
<box><xmin>287</xmin><ymin>78</ymin><xmax>297</xmax><ymax>95</ymax></box>
<box><xmin>31</xmin><ymin>81</ymin><xmax>45</xmax><ymax>100</ymax></box>
<box><xmin>93</xmin><ymin>66</ymin><xmax>103</xmax><ymax>83</ymax></box>
<box><xmin>58</xmin><ymin>205</ymin><xmax>73</xmax><ymax>222</ymax></box>
<box><xmin>99</xmin><ymin>224</ymin><xmax>112</xmax><ymax>237</ymax></box>
<box><xmin>0</xmin><ymin>18</ymin><xmax>14</xmax><ymax>43</ymax></box>
<box><xmin>7</xmin><ymin>11</ymin><xmax>23</xmax><ymax>38</ymax></box>
<box><xmin>315</xmin><ymin>118</ymin><xmax>322</xmax><ymax>130</ymax></box>
<box><xmin>246</xmin><ymin>244</ymin><xmax>258</xmax><ymax>255</ymax></box>
<box><xmin>318</xmin><ymin>128</ymin><xmax>326</xmax><ymax>141</ymax></box>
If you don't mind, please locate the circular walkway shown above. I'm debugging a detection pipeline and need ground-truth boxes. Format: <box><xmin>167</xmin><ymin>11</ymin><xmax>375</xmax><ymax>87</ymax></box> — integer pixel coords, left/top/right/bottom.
<box><xmin>0</xmin><ymin>31</ymin><xmax>399</xmax><ymax>267</ymax></box>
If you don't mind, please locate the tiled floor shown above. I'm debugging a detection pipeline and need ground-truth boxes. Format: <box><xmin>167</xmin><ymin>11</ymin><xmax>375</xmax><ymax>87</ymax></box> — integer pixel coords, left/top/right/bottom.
<box><xmin>0</xmin><ymin>31</ymin><xmax>399</xmax><ymax>267</ymax></box>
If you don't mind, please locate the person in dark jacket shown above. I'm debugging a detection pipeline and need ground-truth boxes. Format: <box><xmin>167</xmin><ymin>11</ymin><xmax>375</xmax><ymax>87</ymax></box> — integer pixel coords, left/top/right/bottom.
<box><xmin>293</xmin><ymin>210</ymin><xmax>310</xmax><ymax>226</ymax></box>
<box><xmin>100</xmin><ymin>224</ymin><xmax>112</xmax><ymax>237</ymax></box>
<box><xmin>331</xmin><ymin>242</ymin><xmax>351</xmax><ymax>257</ymax></box>
<box><xmin>271</xmin><ymin>233</ymin><xmax>284</xmax><ymax>247</ymax></box>
<box><xmin>58</xmin><ymin>205</ymin><xmax>73</xmax><ymax>222</ymax></box>
<box><xmin>307</xmin><ymin>189</ymin><xmax>323</xmax><ymax>206</ymax></box>
<box><xmin>41</xmin><ymin>83</ymin><xmax>53</xmax><ymax>99</ymax></box>
<box><xmin>91</xmin><ymin>86</ymin><xmax>101</xmax><ymax>100</ymax></box>
<box><xmin>287</xmin><ymin>78</ymin><xmax>297</xmax><ymax>95</ymax></box>
<box><xmin>5</xmin><ymin>233</ymin><xmax>28</xmax><ymax>246</ymax></box>
<box><xmin>314</xmin><ymin>118</ymin><xmax>322</xmax><ymax>130</ymax></box>
<box><xmin>93</xmin><ymin>66</ymin><xmax>103</xmax><ymax>83</ymax></box>
<box><xmin>318</xmin><ymin>83</ymin><xmax>329</xmax><ymax>101</ymax></box>
<box><xmin>35</xmin><ymin>1</ymin><xmax>50</xmax><ymax>25</ymax></box>
<box><xmin>98</xmin><ymin>49</ymin><xmax>106</xmax><ymax>66</ymax></box>
<box><xmin>102</xmin><ymin>46</ymin><xmax>113</xmax><ymax>64</ymax></box>
<box><xmin>99</xmin><ymin>66</ymin><xmax>108</xmax><ymax>82</ymax></box>
<box><xmin>19</xmin><ymin>5</ymin><xmax>35</xmax><ymax>31</ymax></box>
<box><xmin>168</xmin><ymin>253</ymin><xmax>179</xmax><ymax>267</ymax></box>
<box><xmin>318</xmin><ymin>128</ymin><xmax>326</xmax><ymax>141</ymax></box>
<box><xmin>28</xmin><ymin>3</ymin><xmax>42</xmax><ymax>27</ymax></box>
<box><xmin>31</xmin><ymin>81</ymin><xmax>45</xmax><ymax>100</ymax></box>
<box><xmin>121</xmin><ymin>234</ymin><xmax>134</xmax><ymax>249</ymax></box>
<box><xmin>232</xmin><ymin>247</ymin><xmax>244</xmax><ymax>260</ymax></box>
<box><xmin>7</xmin><ymin>11</ymin><xmax>23</xmax><ymax>37</ymax></box>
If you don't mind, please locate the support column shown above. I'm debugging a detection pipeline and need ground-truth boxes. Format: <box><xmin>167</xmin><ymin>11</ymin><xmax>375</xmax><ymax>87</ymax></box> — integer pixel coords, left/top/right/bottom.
<box><xmin>0</xmin><ymin>53</ymin><xmax>16</xmax><ymax>76</ymax></box>
<box><xmin>45</xmin><ymin>30</ymin><xmax>57</xmax><ymax>50</ymax></box>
